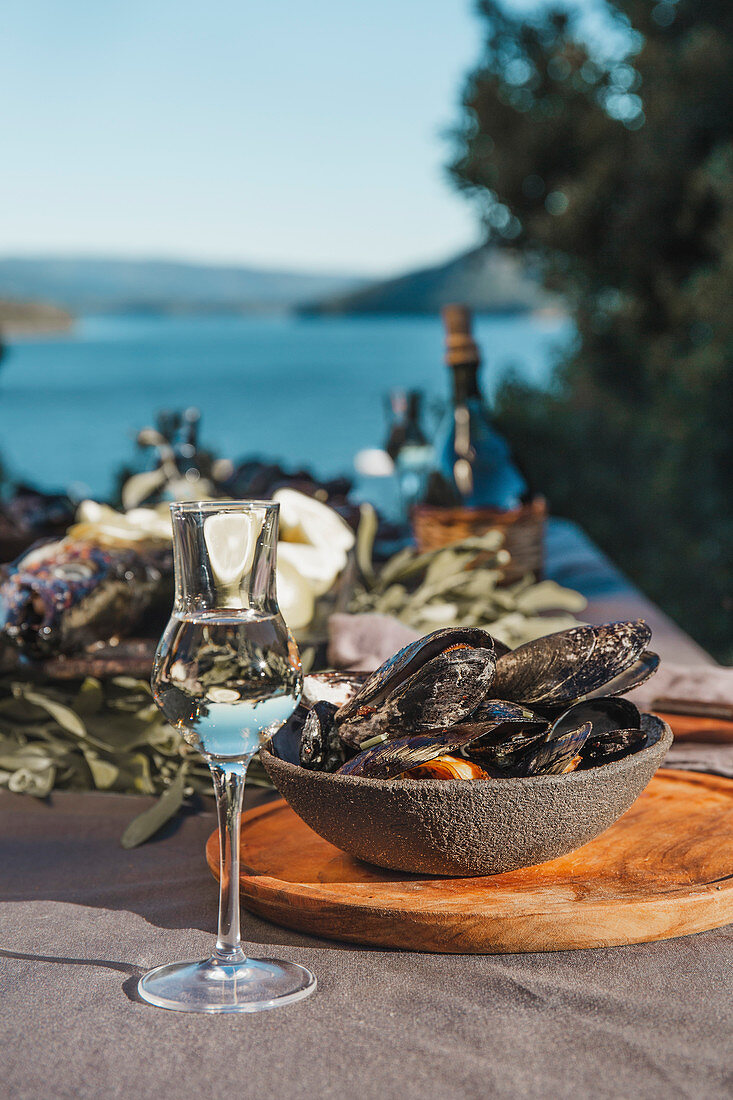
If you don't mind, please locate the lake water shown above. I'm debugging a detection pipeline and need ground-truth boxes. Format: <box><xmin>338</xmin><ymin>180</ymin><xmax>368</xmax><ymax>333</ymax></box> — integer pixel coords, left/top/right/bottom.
<box><xmin>0</xmin><ymin>312</ymin><xmax>571</xmax><ymax>498</ymax></box>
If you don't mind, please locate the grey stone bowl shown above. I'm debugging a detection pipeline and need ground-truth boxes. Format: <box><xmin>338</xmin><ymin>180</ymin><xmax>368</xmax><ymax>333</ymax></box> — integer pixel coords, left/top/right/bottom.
<box><xmin>261</xmin><ymin>714</ymin><xmax>672</xmax><ymax>876</ymax></box>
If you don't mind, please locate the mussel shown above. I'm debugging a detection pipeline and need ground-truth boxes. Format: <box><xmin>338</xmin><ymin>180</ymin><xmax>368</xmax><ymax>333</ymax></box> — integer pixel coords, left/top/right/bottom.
<box><xmin>491</xmin><ymin>620</ymin><xmax>658</xmax><ymax>706</ymax></box>
<box><xmin>335</xmin><ymin>627</ymin><xmax>498</xmax><ymax>747</ymax></box>
<box><xmin>547</xmin><ymin>697</ymin><xmax>646</xmax><ymax>767</ymax></box>
<box><xmin>272</xmin><ymin>619</ymin><xmax>659</xmax><ymax>784</ymax></box>
<box><xmin>269</xmin><ymin>703</ymin><xmax>308</xmax><ymax>766</ymax></box>
<box><xmin>522</xmin><ymin>721</ymin><xmax>592</xmax><ymax>776</ymax></box>
<box><xmin>339</xmin><ymin>727</ymin><xmax>495</xmax><ymax>779</ymax></box>
<box><xmin>299</xmin><ymin>701</ymin><xmax>347</xmax><ymax>773</ymax></box>
<box><xmin>403</xmin><ymin>755</ymin><xmax>489</xmax><ymax>780</ymax></box>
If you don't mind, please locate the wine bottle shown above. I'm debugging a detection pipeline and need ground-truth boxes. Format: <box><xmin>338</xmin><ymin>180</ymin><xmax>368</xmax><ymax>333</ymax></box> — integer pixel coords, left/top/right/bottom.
<box><xmin>432</xmin><ymin>304</ymin><xmax>528</xmax><ymax>510</ymax></box>
<box><xmin>384</xmin><ymin>390</ymin><xmax>434</xmax><ymax>517</ymax></box>
<box><xmin>383</xmin><ymin>390</ymin><xmax>428</xmax><ymax>460</ymax></box>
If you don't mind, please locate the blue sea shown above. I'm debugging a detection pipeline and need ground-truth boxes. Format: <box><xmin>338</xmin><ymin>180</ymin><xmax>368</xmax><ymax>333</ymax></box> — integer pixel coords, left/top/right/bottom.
<box><xmin>1</xmin><ymin>313</ymin><xmax>572</xmax><ymax>499</ymax></box>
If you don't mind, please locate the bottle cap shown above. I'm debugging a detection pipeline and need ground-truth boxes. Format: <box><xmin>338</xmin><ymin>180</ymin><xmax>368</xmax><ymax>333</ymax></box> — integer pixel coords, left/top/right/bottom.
<box><xmin>441</xmin><ymin>304</ymin><xmax>480</xmax><ymax>367</ymax></box>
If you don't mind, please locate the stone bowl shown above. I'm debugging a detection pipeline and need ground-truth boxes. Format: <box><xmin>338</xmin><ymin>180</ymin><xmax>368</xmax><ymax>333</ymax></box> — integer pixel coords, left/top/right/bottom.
<box><xmin>261</xmin><ymin>714</ymin><xmax>672</xmax><ymax>876</ymax></box>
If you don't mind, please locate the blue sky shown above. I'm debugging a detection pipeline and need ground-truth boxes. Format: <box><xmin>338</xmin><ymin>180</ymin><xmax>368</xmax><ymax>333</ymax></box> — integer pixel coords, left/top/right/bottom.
<box><xmin>2</xmin><ymin>0</ymin><xmax>609</xmax><ymax>275</ymax></box>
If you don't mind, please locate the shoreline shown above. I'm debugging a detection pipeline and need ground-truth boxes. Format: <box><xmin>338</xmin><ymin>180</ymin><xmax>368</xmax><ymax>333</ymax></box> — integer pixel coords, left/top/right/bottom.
<box><xmin>0</xmin><ymin>300</ymin><xmax>74</xmax><ymax>339</ymax></box>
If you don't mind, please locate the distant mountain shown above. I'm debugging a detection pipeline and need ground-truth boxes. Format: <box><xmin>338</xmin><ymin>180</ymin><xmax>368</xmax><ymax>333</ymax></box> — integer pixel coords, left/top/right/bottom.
<box><xmin>299</xmin><ymin>245</ymin><xmax>553</xmax><ymax>315</ymax></box>
<box><xmin>0</xmin><ymin>257</ymin><xmax>368</xmax><ymax>315</ymax></box>
<box><xmin>0</xmin><ymin>299</ymin><xmax>72</xmax><ymax>337</ymax></box>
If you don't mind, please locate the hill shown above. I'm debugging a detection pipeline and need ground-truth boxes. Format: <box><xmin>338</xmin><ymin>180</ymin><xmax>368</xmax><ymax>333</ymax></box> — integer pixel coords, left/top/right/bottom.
<box><xmin>298</xmin><ymin>245</ymin><xmax>553</xmax><ymax>315</ymax></box>
<box><xmin>0</xmin><ymin>257</ymin><xmax>367</xmax><ymax>315</ymax></box>
<box><xmin>0</xmin><ymin>300</ymin><xmax>73</xmax><ymax>336</ymax></box>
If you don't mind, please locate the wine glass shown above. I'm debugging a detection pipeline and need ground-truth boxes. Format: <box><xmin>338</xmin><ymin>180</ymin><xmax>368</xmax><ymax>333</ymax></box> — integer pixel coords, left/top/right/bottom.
<box><xmin>138</xmin><ymin>500</ymin><xmax>316</xmax><ymax>1013</ymax></box>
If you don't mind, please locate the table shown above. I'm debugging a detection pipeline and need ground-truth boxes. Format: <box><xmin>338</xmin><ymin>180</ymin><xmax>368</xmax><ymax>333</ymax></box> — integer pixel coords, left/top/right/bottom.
<box><xmin>1</xmin><ymin>523</ymin><xmax>730</xmax><ymax>1100</ymax></box>
<box><xmin>2</xmin><ymin>785</ymin><xmax>732</xmax><ymax>1100</ymax></box>
<box><xmin>545</xmin><ymin>519</ymin><xmax>715</xmax><ymax>667</ymax></box>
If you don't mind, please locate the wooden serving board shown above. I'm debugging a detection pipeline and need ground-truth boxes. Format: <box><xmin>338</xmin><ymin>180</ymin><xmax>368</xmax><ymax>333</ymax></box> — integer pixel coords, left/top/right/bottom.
<box><xmin>656</xmin><ymin>711</ymin><xmax>733</xmax><ymax>744</ymax></box>
<box><xmin>206</xmin><ymin>769</ymin><xmax>733</xmax><ymax>953</ymax></box>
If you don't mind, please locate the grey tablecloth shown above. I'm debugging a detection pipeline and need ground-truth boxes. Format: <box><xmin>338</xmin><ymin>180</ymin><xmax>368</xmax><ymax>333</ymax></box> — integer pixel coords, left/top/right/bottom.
<box><xmin>1</xmin><ymin>520</ymin><xmax>728</xmax><ymax>1098</ymax></box>
<box><xmin>2</xmin><ymin>786</ymin><xmax>732</xmax><ymax>1100</ymax></box>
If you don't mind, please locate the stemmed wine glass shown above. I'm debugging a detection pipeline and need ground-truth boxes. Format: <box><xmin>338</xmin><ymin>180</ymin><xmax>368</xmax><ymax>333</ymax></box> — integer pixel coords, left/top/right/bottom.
<box><xmin>138</xmin><ymin>500</ymin><xmax>316</xmax><ymax>1013</ymax></box>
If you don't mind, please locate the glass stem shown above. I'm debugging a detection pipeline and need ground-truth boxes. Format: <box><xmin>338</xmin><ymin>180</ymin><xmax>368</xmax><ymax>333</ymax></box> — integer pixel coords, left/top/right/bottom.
<box><xmin>210</xmin><ymin>760</ymin><xmax>249</xmax><ymax>963</ymax></box>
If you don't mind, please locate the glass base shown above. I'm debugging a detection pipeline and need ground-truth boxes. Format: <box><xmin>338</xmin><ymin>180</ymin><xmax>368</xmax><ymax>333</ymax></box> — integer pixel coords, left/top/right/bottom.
<box><xmin>138</xmin><ymin>954</ymin><xmax>316</xmax><ymax>1013</ymax></box>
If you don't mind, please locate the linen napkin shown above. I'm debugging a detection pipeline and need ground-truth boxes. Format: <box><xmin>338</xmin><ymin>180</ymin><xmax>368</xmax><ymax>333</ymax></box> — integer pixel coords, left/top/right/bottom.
<box><xmin>328</xmin><ymin>612</ymin><xmax>420</xmax><ymax>670</ymax></box>
<box><xmin>629</xmin><ymin>663</ymin><xmax>733</xmax><ymax>712</ymax></box>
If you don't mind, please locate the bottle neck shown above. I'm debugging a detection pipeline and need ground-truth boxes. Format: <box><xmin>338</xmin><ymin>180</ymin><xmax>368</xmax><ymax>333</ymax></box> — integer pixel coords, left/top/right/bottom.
<box><xmin>451</xmin><ymin>362</ymin><xmax>481</xmax><ymax>404</ymax></box>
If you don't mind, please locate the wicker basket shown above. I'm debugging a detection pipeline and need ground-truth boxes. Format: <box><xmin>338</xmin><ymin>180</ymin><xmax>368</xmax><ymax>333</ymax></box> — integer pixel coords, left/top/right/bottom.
<box><xmin>411</xmin><ymin>497</ymin><xmax>547</xmax><ymax>584</ymax></box>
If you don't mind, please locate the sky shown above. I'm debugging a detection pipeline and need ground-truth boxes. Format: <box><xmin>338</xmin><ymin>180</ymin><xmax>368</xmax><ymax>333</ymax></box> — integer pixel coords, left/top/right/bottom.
<box><xmin>1</xmin><ymin>0</ymin><xmax>610</xmax><ymax>277</ymax></box>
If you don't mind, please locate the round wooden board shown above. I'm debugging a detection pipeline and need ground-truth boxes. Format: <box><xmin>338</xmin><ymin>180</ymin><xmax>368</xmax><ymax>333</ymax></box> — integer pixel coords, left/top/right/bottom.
<box><xmin>206</xmin><ymin>769</ymin><xmax>733</xmax><ymax>953</ymax></box>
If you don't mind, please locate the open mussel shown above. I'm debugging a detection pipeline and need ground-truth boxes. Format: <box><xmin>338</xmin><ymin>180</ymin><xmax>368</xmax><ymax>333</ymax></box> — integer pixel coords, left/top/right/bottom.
<box><xmin>581</xmin><ymin>727</ymin><xmax>646</xmax><ymax>767</ymax></box>
<box><xmin>463</xmin><ymin>699</ymin><xmax>592</xmax><ymax>778</ymax></box>
<box><xmin>338</xmin><ymin>709</ymin><xmax>592</xmax><ymax>780</ymax></box>
<box><xmin>339</xmin><ymin>700</ymin><xmax>547</xmax><ymax>780</ymax></box>
<box><xmin>339</xmin><ymin>726</ymin><xmax>494</xmax><ymax>779</ymax></box>
<box><xmin>491</xmin><ymin>620</ymin><xmax>659</xmax><ymax>707</ymax></box>
<box><xmin>461</xmin><ymin>698</ymin><xmax>548</xmax><ymax>772</ymax></box>
<box><xmin>542</xmin><ymin>696</ymin><xmax>641</xmax><ymax>736</ymax></box>
<box><xmin>539</xmin><ymin>697</ymin><xmax>647</xmax><ymax>768</ymax></box>
<box><xmin>403</xmin><ymin>755</ymin><xmax>489</xmax><ymax>780</ymax></box>
<box><xmin>560</xmin><ymin>699</ymin><xmax>646</xmax><ymax>767</ymax></box>
<box><xmin>335</xmin><ymin>627</ymin><xmax>498</xmax><ymax>748</ymax></box>
<box><xmin>522</xmin><ymin>721</ymin><xmax>592</xmax><ymax>776</ymax></box>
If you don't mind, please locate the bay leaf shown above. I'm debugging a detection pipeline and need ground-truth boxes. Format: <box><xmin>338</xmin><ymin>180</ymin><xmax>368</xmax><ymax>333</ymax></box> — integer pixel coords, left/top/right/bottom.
<box><xmin>8</xmin><ymin>764</ymin><xmax>56</xmax><ymax>797</ymax></box>
<box><xmin>74</xmin><ymin>677</ymin><xmax>104</xmax><ymax>716</ymax></box>
<box><xmin>355</xmin><ymin>503</ymin><xmax>378</xmax><ymax>584</ymax></box>
<box><xmin>121</xmin><ymin>766</ymin><xmax>188</xmax><ymax>849</ymax></box>
<box><xmin>83</xmin><ymin>751</ymin><xmax>120</xmax><ymax>790</ymax></box>
<box><xmin>18</xmin><ymin>689</ymin><xmax>88</xmax><ymax>739</ymax></box>
<box><xmin>111</xmin><ymin>676</ymin><xmax>152</xmax><ymax>693</ymax></box>
<box><xmin>299</xmin><ymin>647</ymin><xmax>315</xmax><ymax>675</ymax></box>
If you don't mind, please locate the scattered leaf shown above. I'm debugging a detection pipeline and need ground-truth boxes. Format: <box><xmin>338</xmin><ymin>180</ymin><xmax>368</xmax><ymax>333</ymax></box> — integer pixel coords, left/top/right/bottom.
<box><xmin>8</xmin><ymin>764</ymin><xmax>56</xmax><ymax>797</ymax></box>
<box><xmin>121</xmin><ymin>766</ymin><xmax>188</xmax><ymax>849</ymax></box>
<box><xmin>355</xmin><ymin>503</ymin><xmax>378</xmax><ymax>585</ymax></box>
<box><xmin>74</xmin><ymin>677</ymin><xmax>104</xmax><ymax>716</ymax></box>
<box><xmin>17</xmin><ymin>689</ymin><xmax>89</xmax><ymax>739</ymax></box>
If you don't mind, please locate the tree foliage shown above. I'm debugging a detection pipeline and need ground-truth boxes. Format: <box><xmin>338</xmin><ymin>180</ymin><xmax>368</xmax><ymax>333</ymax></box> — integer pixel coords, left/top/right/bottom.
<box><xmin>451</xmin><ymin>0</ymin><xmax>733</xmax><ymax>660</ymax></box>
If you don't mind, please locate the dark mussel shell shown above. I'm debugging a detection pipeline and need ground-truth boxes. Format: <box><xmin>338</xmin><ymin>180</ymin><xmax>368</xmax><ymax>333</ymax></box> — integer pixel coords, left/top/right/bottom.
<box><xmin>300</xmin><ymin>701</ymin><xmax>345</xmax><ymax>772</ymax></box>
<box><xmin>545</xmin><ymin>697</ymin><xmax>641</xmax><ymax>738</ymax></box>
<box><xmin>466</xmin><ymin>728</ymin><xmax>548</xmax><ymax>774</ymax></box>
<box><xmin>337</xmin><ymin>646</ymin><xmax>496</xmax><ymax>747</ymax></box>
<box><xmin>470</xmin><ymin>698</ymin><xmax>546</xmax><ymax>725</ymax></box>
<box><xmin>580</xmin><ymin>728</ymin><xmax>648</xmax><ymax>768</ymax></box>
<box><xmin>491</xmin><ymin>620</ymin><xmax>655</xmax><ymax>706</ymax></box>
<box><xmin>339</xmin><ymin>726</ymin><xmax>493</xmax><ymax>780</ymax></box>
<box><xmin>462</xmin><ymin>699</ymin><xmax>549</xmax><ymax>773</ymax></box>
<box><xmin>543</xmin><ymin>697</ymin><xmax>646</xmax><ymax>769</ymax></box>
<box><xmin>335</xmin><ymin>627</ymin><xmax>498</xmax><ymax>725</ymax></box>
<box><xmin>522</xmin><ymin>722</ymin><xmax>592</xmax><ymax>776</ymax></box>
<box><xmin>582</xmin><ymin>651</ymin><xmax>659</xmax><ymax>700</ymax></box>
<box><xmin>268</xmin><ymin>703</ymin><xmax>308</xmax><ymax>765</ymax></box>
